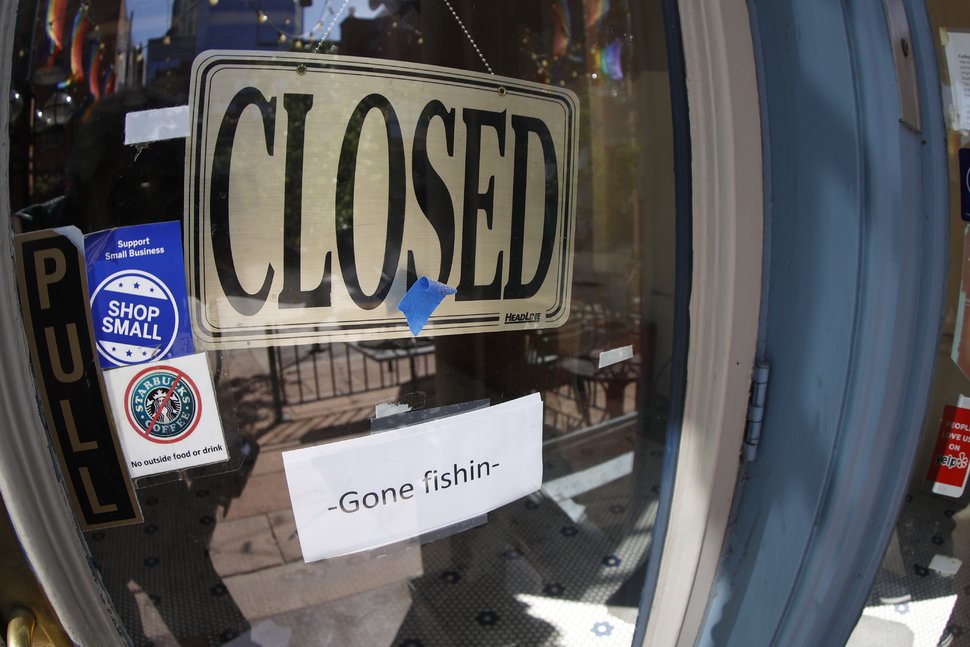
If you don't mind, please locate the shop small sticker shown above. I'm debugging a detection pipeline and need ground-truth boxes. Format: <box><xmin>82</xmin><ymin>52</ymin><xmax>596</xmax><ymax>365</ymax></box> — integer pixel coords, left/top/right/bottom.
<box><xmin>85</xmin><ymin>222</ymin><xmax>194</xmax><ymax>369</ymax></box>
<box><xmin>90</xmin><ymin>270</ymin><xmax>181</xmax><ymax>365</ymax></box>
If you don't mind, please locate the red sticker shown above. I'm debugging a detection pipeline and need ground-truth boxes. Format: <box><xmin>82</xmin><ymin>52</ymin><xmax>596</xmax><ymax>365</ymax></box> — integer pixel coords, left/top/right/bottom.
<box><xmin>927</xmin><ymin>404</ymin><xmax>970</xmax><ymax>498</ymax></box>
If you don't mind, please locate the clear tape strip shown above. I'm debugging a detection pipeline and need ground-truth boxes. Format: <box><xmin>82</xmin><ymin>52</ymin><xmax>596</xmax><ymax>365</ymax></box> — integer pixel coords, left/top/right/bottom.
<box><xmin>124</xmin><ymin>106</ymin><xmax>190</xmax><ymax>145</ymax></box>
<box><xmin>598</xmin><ymin>345</ymin><xmax>634</xmax><ymax>369</ymax></box>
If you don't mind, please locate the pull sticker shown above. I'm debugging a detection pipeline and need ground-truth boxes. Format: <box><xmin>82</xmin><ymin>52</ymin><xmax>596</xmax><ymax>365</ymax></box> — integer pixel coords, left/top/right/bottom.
<box><xmin>927</xmin><ymin>397</ymin><xmax>970</xmax><ymax>498</ymax></box>
<box><xmin>85</xmin><ymin>221</ymin><xmax>194</xmax><ymax>369</ymax></box>
<box><xmin>14</xmin><ymin>228</ymin><xmax>141</xmax><ymax>529</ymax></box>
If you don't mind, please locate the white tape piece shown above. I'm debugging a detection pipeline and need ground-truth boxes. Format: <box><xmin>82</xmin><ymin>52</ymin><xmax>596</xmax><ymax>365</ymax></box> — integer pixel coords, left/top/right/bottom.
<box><xmin>929</xmin><ymin>554</ymin><xmax>962</xmax><ymax>576</ymax></box>
<box><xmin>375</xmin><ymin>402</ymin><xmax>412</xmax><ymax>419</ymax></box>
<box><xmin>124</xmin><ymin>106</ymin><xmax>190</xmax><ymax>145</ymax></box>
<box><xmin>541</xmin><ymin>452</ymin><xmax>634</xmax><ymax>522</ymax></box>
<box><xmin>856</xmin><ymin>594</ymin><xmax>956</xmax><ymax>647</ymax></box>
<box><xmin>598</xmin><ymin>345</ymin><xmax>634</xmax><ymax>369</ymax></box>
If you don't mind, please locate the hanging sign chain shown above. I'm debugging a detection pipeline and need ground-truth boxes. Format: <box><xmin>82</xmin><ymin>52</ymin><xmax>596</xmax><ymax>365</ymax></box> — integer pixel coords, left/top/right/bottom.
<box><xmin>437</xmin><ymin>0</ymin><xmax>495</xmax><ymax>75</ymax></box>
<box><xmin>309</xmin><ymin>0</ymin><xmax>494</xmax><ymax>76</ymax></box>
<box><xmin>313</xmin><ymin>0</ymin><xmax>353</xmax><ymax>54</ymax></box>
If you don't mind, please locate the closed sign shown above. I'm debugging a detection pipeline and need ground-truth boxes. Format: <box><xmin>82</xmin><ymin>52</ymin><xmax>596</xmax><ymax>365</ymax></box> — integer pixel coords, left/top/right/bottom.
<box><xmin>187</xmin><ymin>52</ymin><xmax>578</xmax><ymax>347</ymax></box>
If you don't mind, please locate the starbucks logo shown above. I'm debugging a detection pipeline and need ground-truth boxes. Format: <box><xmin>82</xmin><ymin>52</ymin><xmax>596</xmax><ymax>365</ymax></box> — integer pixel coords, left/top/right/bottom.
<box><xmin>125</xmin><ymin>365</ymin><xmax>201</xmax><ymax>444</ymax></box>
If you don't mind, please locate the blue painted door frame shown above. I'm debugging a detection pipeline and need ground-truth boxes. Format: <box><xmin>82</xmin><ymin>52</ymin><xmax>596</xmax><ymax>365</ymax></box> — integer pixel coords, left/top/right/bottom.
<box><xmin>698</xmin><ymin>1</ymin><xmax>949</xmax><ymax>645</ymax></box>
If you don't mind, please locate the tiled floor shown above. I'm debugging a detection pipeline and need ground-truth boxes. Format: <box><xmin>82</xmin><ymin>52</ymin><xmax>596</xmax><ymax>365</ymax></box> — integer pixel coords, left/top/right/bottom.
<box><xmin>99</xmin><ymin>338</ymin><xmax>970</xmax><ymax>647</ymax></box>
<box><xmin>87</xmin><ymin>343</ymin><xmax>661</xmax><ymax>646</ymax></box>
<box><xmin>850</xmin><ymin>490</ymin><xmax>970</xmax><ymax>647</ymax></box>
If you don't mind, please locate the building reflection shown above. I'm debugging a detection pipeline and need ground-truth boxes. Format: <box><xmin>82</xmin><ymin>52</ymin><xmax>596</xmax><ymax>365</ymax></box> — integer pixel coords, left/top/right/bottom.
<box><xmin>8</xmin><ymin>0</ymin><xmax>675</xmax><ymax>644</ymax></box>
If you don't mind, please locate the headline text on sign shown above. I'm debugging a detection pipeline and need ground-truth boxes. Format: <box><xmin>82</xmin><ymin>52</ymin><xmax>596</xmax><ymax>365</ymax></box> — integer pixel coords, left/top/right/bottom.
<box><xmin>188</xmin><ymin>53</ymin><xmax>578</xmax><ymax>346</ymax></box>
<box><xmin>330</xmin><ymin>459</ymin><xmax>500</xmax><ymax>513</ymax></box>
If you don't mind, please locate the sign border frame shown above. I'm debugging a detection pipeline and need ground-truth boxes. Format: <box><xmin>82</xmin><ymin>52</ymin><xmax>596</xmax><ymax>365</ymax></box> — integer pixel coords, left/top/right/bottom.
<box><xmin>186</xmin><ymin>51</ymin><xmax>579</xmax><ymax>348</ymax></box>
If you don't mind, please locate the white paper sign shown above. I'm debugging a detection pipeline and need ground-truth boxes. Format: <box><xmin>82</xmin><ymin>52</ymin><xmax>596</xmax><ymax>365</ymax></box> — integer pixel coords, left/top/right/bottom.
<box><xmin>103</xmin><ymin>352</ymin><xmax>229</xmax><ymax>477</ymax></box>
<box><xmin>283</xmin><ymin>393</ymin><xmax>543</xmax><ymax>562</ymax></box>
<box><xmin>945</xmin><ymin>31</ymin><xmax>970</xmax><ymax>131</ymax></box>
<box><xmin>124</xmin><ymin>105</ymin><xmax>190</xmax><ymax>145</ymax></box>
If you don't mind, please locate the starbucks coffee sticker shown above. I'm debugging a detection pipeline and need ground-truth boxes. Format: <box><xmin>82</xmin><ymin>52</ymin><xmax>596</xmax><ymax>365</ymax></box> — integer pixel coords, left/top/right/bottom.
<box><xmin>125</xmin><ymin>365</ymin><xmax>202</xmax><ymax>444</ymax></box>
<box><xmin>104</xmin><ymin>352</ymin><xmax>228</xmax><ymax>478</ymax></box>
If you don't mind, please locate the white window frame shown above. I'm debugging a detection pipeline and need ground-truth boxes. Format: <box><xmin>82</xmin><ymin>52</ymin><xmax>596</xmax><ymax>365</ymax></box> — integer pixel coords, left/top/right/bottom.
<box><xmin>641</xmin><ymin>1</ymin><xmax>763</xmax><ymax>645</ymax></box>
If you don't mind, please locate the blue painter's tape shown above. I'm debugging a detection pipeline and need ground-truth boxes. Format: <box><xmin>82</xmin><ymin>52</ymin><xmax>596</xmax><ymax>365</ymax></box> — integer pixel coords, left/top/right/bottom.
<box><xmin>85</xmin><ymin>221</ymin><xmax>194</xmax><ymax>369</ymax></box>
<box><xmin>397</xmin><ymin>277</ymin><xmax>457</xmax><ymax>336</ymax></box>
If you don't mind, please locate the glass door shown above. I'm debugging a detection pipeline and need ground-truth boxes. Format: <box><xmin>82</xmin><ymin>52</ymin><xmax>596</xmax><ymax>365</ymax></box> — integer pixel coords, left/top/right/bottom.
<box><xmin>0</xmin><ymin>1</ymin><xmax>763</xmax><ymax>645</ymax></box>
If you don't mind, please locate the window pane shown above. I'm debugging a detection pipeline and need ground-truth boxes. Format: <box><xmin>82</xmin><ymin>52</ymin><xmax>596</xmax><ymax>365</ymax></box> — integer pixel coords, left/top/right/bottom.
<box><xmin>7</xmin><ymin>1</ymin><xmax>684</xmax><ymax>644</ymax></box>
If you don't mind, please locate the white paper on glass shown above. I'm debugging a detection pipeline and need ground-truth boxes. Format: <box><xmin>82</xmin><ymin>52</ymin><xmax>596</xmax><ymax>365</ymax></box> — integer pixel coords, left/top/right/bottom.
<box><xmin>103</xmin><ymin>352</ymin><xmax>229</xmax><ymax>478</ymax></box>
<box><xmin>283</xmin><ymin>393</ymin><xmax>543</xmax><ymax>563</ymax></box>
<box><xmin>124</xmin><ymin>105</ymin><xmax>190</xmax><ymax>145</ymax></box>
<box><xmin>945</xmin><ymin>31</ymin><xmax>970</xmax><ymax>131</ymax></box>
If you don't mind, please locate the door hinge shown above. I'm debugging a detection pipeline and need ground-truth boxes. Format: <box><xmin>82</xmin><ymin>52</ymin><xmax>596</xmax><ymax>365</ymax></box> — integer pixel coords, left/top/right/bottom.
<box><xmin>743</xmin><ymin>362</ymin><xmax>770</xmax><ymax>463</ymax></box>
